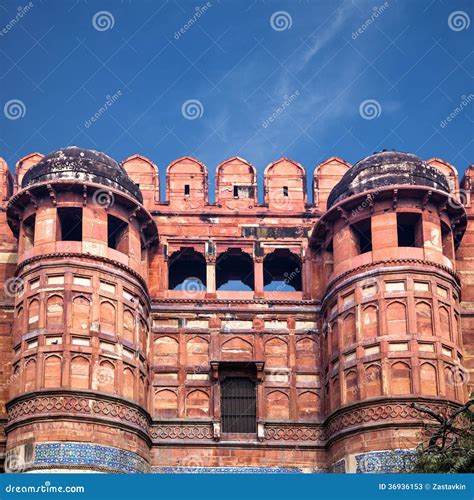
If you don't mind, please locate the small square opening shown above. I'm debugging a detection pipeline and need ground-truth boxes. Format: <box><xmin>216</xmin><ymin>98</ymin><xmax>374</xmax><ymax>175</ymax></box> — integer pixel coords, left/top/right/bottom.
<box><xmin>351</xmin><ymin>219</ymin><xmax>372</xmax><ymax>254</ymax></box>
<box><xmin>107</xmin><ymin>214</ymin><xmax>129</xmax><ymax>254</ymax></box>
<box><xmin>397</xmin><ymin>213</ymin><xmax>422</xmax><ymax>247</ymax></box>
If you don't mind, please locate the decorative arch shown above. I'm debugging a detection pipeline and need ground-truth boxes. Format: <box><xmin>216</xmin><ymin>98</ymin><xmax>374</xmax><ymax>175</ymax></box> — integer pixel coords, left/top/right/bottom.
<box><xmin>28</xmin><ymin>298</ymin><xmax>40</xmax><ymax>331</ymax></box>
<box><xmin>391</xmin><ymin>361</ymin><xmax>411</xmax><ymax>394</ymax></box>
<box><xmin>168</xmin><ymin>248</ymin><xmax>206</xmax><ymax>291</ymax></box>
<box><xmin>216</xmin><ymin>157</ymin><xmax>257</xmax><ymax>208</ymax></box>
<box><xmin>362</xmin><ymin>305</ymin><xmax>378</xmax><ymax>338</ymax></box>
<box><xmin>185</xmin><ymin>389</ymin><xmax>210</xmax><ymax>417</ymax></box>
<box><xmin>296</xmin><ymin>337</ymin><xmax>317</xmax><ymax>368</ymax></box>
<box><xmin>154</xmin><ymin>389</ymin><xmax>178</xmax><ymax>418</ymax></box>
<box><xmin>297</xmin><ymin>391</ymin><xmax>320</xmax><ymax>420</ymax></box>
<box><xmin>98</xmin><ymin>360</ymin><xmax>115</xmax><ymax>394</ymax></box>
<box><xmin>123</xmin><ymin>309</ymin><xmax>135</xmax><ymax>343</ymax></box>
<box><xmin>186</xmin><ymin>336</ymin><xmax>209</xmax><ymax>366</ymax></box>
<box><xmin>166</xmin><ymin>156</ymin><xmax>208</xmax><ymax>208</ymax></box>
<box><xmin>154</xmin><ymin>336</ymin><xmax>179</xmax><ymax>365</ymax></box>
<box><xmin>44</xmin><ymin>355</ymin><xmax>62</xmax><ymax>388</ymax></box>
<box><xmin>123</xmin><ymin>367</ymin><xmax>134</xmax><ymax>400</ymax></box>
<box><xmin>342</xmin><ymin>312</ymin><xmax>356</xmax><ymax>346</ymax></box>
<box><xmin>46</xmin><ymin>295</ymin><xmax>64</xmax><ymax>329</ymax></box>
<box><xmin>345</xmin><ymin>370</ymin><xmax>359</xmax><ymax>403</ymax></box>
<box><xmin>24</xmin><ymin>358</ymin><xmax>36</xmax><ymax>392</ymax></box>
<box><xmin>70</xmin><ymin>356</ymin><xmax>90</xmax><ymax>389</ymax></box>
<box><xmin>416</xmin><ymin>301</ymin><xmax>433</xmax><ymax>335</ymax></box>
<box><xmin>100</xmin><ymin>301</ymin><xmax>116</xmax><ymax>334</ymax></box>
<box><xmin>386</xmin><ymin>301</ymin><xmax>407</xmax><ymax>335</ymax></box>
<box><xmin>444</xmin><ymin>365</ymin><xmax>456</xmax><ymax>400</ymax></box>
<box><xmin>365</xmin><ymin>364</ymin><xmax>382</xmax><ymax>397</ymax></box>
<box><xmin>221</xmin><ymin>337</ymin><xmax>253</xmax><ymax>360</ymax></box>
<box><xmin>264</xmin><ymin>337</ymin><xmax>288</xmax><ymax>368</ymax></box>
<box><xmin>72</xmin><ymin>295</ymin><xmax>90</xmax><ymax>331</ymax></box>
<box><xmin>420</xmin><ymin>363</ymin><xmax>438</xmax><ymax>396</ymax></box>
<box><xmin>263</xmin><ymin>158</ymin><xmax>307</xmax><ymax>210</ymax></box>
<box><xmin>266</xmin><ymin>390</ymin><xmax>290</xmax><ymax>420</ymax></box>
<box><xmin>439</xmin><ymin>306</ymin><xmax>451</xmax><ymax>340</ymax></box>
<box><xmin>216</xmin><ymin>249</ymin><xmax>254</xmax><ymax>291</ymax></box>
<box><xmin>263</xmin><ymin>249</ymin><xmax>302</xmax><ymax>292</ymax></box>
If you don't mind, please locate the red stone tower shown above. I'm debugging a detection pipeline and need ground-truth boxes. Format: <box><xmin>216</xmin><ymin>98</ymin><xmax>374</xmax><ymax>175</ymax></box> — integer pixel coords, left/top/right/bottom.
<box><xmin>312</xmin><ymin>151</ymin><xmax>468</xmax><ymax>471</ymax></box>
<box><xmin>5</xmin><ymin>147</ymin><xmax>157</xmax><ymax>472</ymax></box>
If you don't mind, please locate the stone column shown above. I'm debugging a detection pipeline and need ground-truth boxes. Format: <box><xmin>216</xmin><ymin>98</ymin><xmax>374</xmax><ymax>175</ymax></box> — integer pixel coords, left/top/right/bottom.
<box><xmin>205</xmin><ymin>256</ymin><xmax>216</xmax><ymax>298</ymax></box>
<box><xmin>254</xmin><ymin>256</ymin><xmax>264</xmax><ymax>298</ymax></box>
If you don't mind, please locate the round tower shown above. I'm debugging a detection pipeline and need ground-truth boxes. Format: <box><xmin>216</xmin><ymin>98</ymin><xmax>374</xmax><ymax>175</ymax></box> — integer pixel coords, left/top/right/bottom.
<box><xmin>312</xmin><ymin>151</ymin><xmax>468</xmax><ymax>473</ymax></box>
<box><xmin>5</xmin><ymin>147</ymin><xmax>158</xmax><ymax>473</ymax></box>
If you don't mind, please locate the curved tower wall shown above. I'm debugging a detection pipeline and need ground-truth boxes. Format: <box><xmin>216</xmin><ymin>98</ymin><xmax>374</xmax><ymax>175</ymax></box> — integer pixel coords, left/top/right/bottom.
<box><xmin>313</xmin><ymin>183</ymin><xmax>467</xmax><ymax>472</ymax></box>
<box><xmin>6</xmin><ymin>178</ymin><xmax>157</xmax><ymax>472</ymax></box>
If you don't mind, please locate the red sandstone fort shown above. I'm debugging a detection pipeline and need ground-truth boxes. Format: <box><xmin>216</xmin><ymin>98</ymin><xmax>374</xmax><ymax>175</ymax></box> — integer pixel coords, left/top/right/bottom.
<box><xmin>0</xmin><ymin>147</ymin><xmax>471</xmax><ymax>473</ymax></box>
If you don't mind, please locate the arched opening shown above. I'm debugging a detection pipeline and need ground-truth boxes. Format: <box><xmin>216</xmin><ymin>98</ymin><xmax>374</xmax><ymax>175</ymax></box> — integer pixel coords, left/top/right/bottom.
<box><xmin>168</xmin><ymin>248</ymin><xmax>206</xmax><ymax>291</ymax></box>
<box><xmin>216</xmin><ymin>249</ymin><xmax>254</xmax><ymax>291</ymax></box>
<box><xmin>263</xmin><ymin>250</ymin><xmax>302</xmax><ymax>292</ymax></box>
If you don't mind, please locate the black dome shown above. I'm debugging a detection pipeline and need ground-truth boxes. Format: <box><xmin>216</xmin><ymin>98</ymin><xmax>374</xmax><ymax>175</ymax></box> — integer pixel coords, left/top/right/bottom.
<box><xmin>327</xmin><ymin>150</ymin><xmax>450</xmax><ymax>208</ymax></box>
<box><xmin>21</xmin><ymin>146</ymin><xmax>143</xmax><ymax>203</ymax></box>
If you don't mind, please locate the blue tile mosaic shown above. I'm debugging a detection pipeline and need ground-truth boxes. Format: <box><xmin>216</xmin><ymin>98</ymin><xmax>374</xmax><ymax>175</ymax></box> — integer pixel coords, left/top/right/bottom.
<box><xmin>355</xmin><ymin>449</ymin><xmax>415</xmax><ymax>473</ymax></box>
<box><xmin>34</xmin><ymin>442</ymin><xmax>149</xmax><ymax>473</ymax></box>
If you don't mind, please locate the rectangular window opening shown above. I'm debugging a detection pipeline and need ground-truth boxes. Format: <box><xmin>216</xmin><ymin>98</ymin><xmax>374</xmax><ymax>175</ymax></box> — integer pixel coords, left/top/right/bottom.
<box><xmin>352</xmin><ymin>219</ymin><xmax>372</xmax><ymax>254</ymax></box>
<box><xmin>184</xmin><ymin>184</ymin><xmax>190</xmax><ymax>196</ymax></box>
<box><xmin>283</xmin><ymin>186</ymin><xmax>289</xmax><ymax>197</ymax></box>
<box><xmin>57</xmin><ymin>207</ymin><xmax>82</xmax><ymax>241</ymax></box>
<box><xmin>397</xmin><ymin>213</ymin><xmax>422</xmax><ymax>248</ymax></box>
<box><xmin>221</xmin><ymin>375</ymin><xmax>256</xmax><ymax>433</ymax></box>
<box><xmin>441</xmin><ymin>222</ymin><xmax>454</xmax><ymax>259</ymax></box>
<box><xmin>107</xmin><ymin>214</ymin><xmax>129</xmax><ymax>253</ymax></box>
<box><xmin>23</xmin><ymin>214</ymin><xmax>36</xmax><ymax>250</ymax></box>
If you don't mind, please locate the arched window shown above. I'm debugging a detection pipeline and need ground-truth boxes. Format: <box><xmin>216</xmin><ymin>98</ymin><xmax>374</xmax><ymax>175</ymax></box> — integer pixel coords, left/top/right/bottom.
<box><xmin>263</xmin><ymin>250</ymin><xmax>302</xmax><ymax>291</ymax></box>
<box><xmin>154</xmin><ymin>389</ymin><xmax>178</xmax><ymax>418</ymax></box>
<box><xmin>100</xmin><ymin>301</ymin><xmax>116</xmax><ymax>334</ymax></box>
<box><xmin>70</xmin><ymin>356</ymin><xmax>90</xmax><ymax>389</ymax></box>
<box><xmin>386</xmin><ymin>302</ymin><xmax>407</xmax><ymax>335</ymax></box>
<box><xmin>216</xmin><ymin>249</ymin><xmax>254</xmax><ymax>291</ymax></box>
<box><xmin>46</xmin><ymin>295</ymin><xmax>64</xmax><ymax>329</ymax></box>
<box><xmin>44</xmin><ymin>355</ymin><xmax>62</xmax><ymax>388</ymax></box>
<box><xmin>416</xmin><ymin>301</ymin><xmax>433</xmax><ymax>335</ymax></box>
<box><xmin>168</xmin><ymin>248</ymin><xmax>206</xmax><ymax>292</ymax></box>
<box><xmin>391</xmin><ymin>361</ymin><xmax>411</xmax><ymax>394</ymax></box>
<box><xmin>72</xmin><ymin>296</ymin><xmax>90</xmax><ymax>331</ymax></box>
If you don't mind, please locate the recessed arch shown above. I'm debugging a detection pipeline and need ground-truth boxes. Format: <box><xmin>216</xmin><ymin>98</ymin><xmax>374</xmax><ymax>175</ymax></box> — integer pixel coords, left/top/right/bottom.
<box><xmin>420</xmin><ymin>362</ymin><xmax>438</xmax><ymax>396</ymax></box>
<box><xmin>154</xmin><ymin>336</ymin><xmax>179</xmax><ymax>365</ymax></box>
<box><xmin>216</xmin><ymin>249</ymin><xmax>254</xmax><ymax>291</ymax></box>
<box><xmin>70</xmin><ymin>356</ymin><xmax>90</xmax><ymax>389</ymax></box>
<box><xmin>297</xmin><ymin>391</ymin><xmax>320</xmax><ymax>420</ymax></box>
<box><xmin>185</xmin><ymin>389</ymin><xmax>209</xmax><ymax>417</ymax></box>
<box><xmin>345</xmin><ymin>370</ymin><xmax>358</xmax><ymax>403</ymax></box>
<box><xmin>391</xmin><ymin>361</ymin><xmax>411</xmax><ymax>394</ymax></box>
<box><xmin>168</xmin><ymin>248</ymin><xmax>206</xmax><ymax>291</ymax></box>
<box><xmin>154</xmin><ymin>389</ymin><xmax>178</xmax><ymax>418</ymax></box>
<box><xmin>362</xmin><ymin>305</ymin><xmax>378</xmax><ymax>338</ymax></box>
<box><xmin>72</xmin><ymin>295</ymin><xmax>90</xmax><ymax>331</ymax></box>
<box><xmin>44</xmin><ymin>355</ymin><xmax>62</xmax><ymax>388</ymax></box>
<box><xmin>386</xmin><ymin>301</ymin><xmax>407</xmax><ymax>335</ymax></box>
<box><xmin>266</xmin><ymin>390</ymin><xmax>290</xmax><ymax>420</ymax></box>
<box><xmin>98</xmin><ymin>360</ymin><xmax>115</xmax><ymax>394</ymax></box>
<box><xmin>24</xmin><ymin>358</ymin><xmax>36</xmax><ymax>392</ymax></box>
<box><xmin>263</xmin><ymin>249</ymin><xmax>302</xmax><ymax>292</ymax></box>
<box><xmin>365</xmin><ymin>364</ymin><xmax>382</xmax><ymax>397</ymax></box>
<box><xmin>46</xmin><ymin>295</ymin><xmax>64</xmax><ymax>329</ymax></box>
<box><xmin>264</xmin><ymin>337</ymin><xmax>288</xmax><ymax>368</ymax></box>
<box><xmin>100</xmin><ymin>301</ymin><xmax>116</xmax><ymax>334</ymax></box>
<box><xmin>416</xmin><ymin>301</ymin><xmax>433</xmax><ymax>335</ymax></box>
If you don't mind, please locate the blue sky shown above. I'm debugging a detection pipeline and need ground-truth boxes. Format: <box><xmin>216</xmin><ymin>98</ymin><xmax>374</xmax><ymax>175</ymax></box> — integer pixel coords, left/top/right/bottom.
<box><xmin>1</xmin><ymin>0</ymin><xmax>473</xmax><ymax>202</ymax></box>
